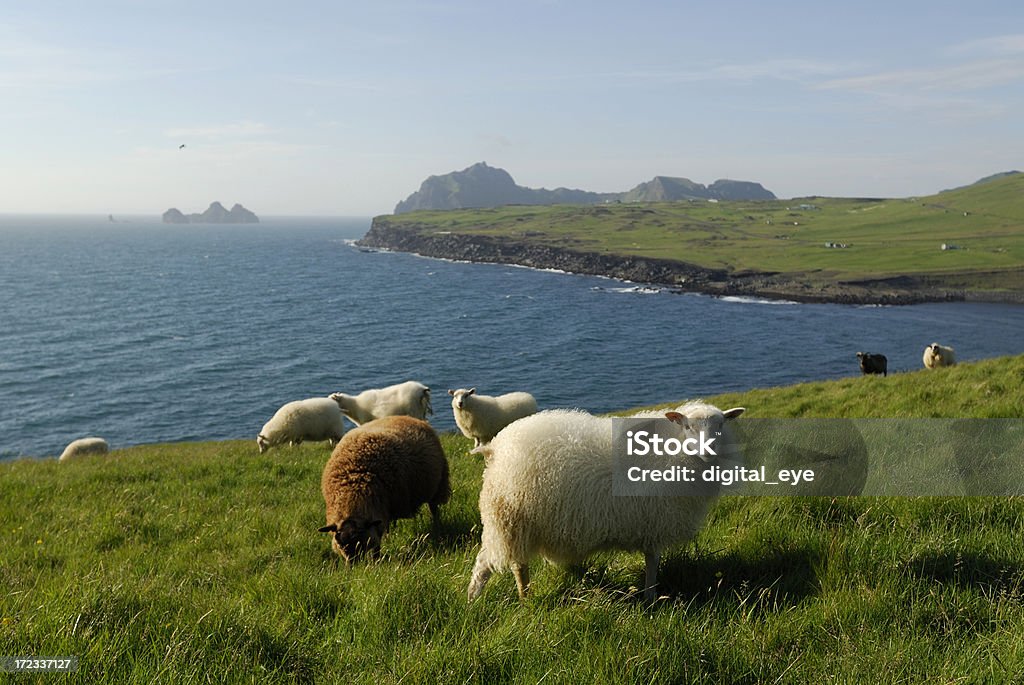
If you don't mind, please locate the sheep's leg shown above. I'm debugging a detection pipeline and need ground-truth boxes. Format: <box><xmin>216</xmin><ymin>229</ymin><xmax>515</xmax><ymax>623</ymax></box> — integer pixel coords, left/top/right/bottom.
<box><xmin>467</xmin><ymin>549</ymin><xmax>493</xmax><ymax>601</ymax></box>
<box><xmin>428</xmin><ymin>501</ymin><xmax>442</xmax><ymax>527</ymax></box>
<box><xmin>512</xmin><ymin>563</ymin><xmax>530</xmax><ymax>599</ymax></box>
<box><xmin>643</xmin><ymin>551</ymin><xmax>661</xmax><ymax>602</ymax></box>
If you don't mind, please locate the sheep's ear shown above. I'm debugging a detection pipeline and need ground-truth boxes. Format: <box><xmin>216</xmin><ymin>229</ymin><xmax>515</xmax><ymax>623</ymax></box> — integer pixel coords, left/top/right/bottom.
<box><xmin>318</xmin><ymin>524</ymin><xmax>338</xmax><ymax>533</ymax></box>
<box><xmin>447</xmin><ymin>389</ymin><xmax>455</xmax><ymax>396</ymax></box>
<box><xmin>664</xmin><ymin>411</ymin><xmax>685</xmax><ymax>425</ymax></box>
<box><xmin>723</xmin><ymin>407</ymin><xmax>746</xmax><ymax>420</ymax></box>
<box><xmin>467</xmin><ymin>388</ymin><xmax>476</xmax><ymax>396</ymax></box>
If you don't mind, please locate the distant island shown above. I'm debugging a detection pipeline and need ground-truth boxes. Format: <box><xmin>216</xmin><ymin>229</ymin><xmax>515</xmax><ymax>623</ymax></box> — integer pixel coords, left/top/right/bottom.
<box><xmin>162</xmin><ymin>202</ymin><xmax>259</xmax><ymax>224</ymax></box>
<box><xmin>394</xmin><ymin>162</ymin><xmax>775</xmax><ymax>214</ymax></box>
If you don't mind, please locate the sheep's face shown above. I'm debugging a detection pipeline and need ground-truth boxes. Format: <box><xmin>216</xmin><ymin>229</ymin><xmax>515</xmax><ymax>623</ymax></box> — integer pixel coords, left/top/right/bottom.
<box><xmin>930</xmin><ymin>344</ymin><xmax>942</xmax><ymax>356</ymax></box>
<box><xmin>449</xmin><ymin>388</ymin><xmax>475</xmax><ymax>410</ymax></box>
<box><xmin>256</xmin><ymin>434</ymin><xmax>270</xmax><ymax>453</ymax></box>
<box><xmin>319</xmin><ymin>518</ymin><xmax>384</xmax><ymax>562</ymax></box>
<box><xmin>665</xmin><ymin>406</ymin><xmax>745</xmax><ymax>462</ymax></box>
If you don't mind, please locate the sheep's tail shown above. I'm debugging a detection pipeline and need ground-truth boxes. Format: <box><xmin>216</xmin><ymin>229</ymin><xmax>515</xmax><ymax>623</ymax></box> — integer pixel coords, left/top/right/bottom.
<box><xmin>422</xmin><ymin>387</ymin><xmax>434</xmax><ymax>417</ymax></box>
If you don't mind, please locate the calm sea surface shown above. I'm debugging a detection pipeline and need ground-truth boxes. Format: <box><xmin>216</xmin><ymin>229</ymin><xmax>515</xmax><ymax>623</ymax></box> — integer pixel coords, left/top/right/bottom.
<box><xmin>2</xmin><ymin>215</ymin><xmax>1022</xmax><ymax>460</ymax></box>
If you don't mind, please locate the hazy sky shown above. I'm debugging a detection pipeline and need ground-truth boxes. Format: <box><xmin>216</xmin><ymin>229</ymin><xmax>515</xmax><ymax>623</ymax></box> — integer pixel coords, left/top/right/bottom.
<box><xmin>2</xmin><ymin>0</ymin><xmax>1022</xmax><ymax>216</ymax></box>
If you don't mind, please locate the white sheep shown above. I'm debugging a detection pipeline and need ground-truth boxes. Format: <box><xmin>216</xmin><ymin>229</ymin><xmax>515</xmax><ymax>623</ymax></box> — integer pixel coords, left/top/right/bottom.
<box><xmin>923</xmin><ymin>342</ymin><xmax>956</xmax><ymax>369</ymax></box>
<box><xmin>467</xmin><ymin>403</ymin><xmax>745</xmax><ymax>602</ymax></box>
<box><xmin>257</xmin><ymin>397</ymin><xmax>346</xmax><ymax>453</ymax></box>
<box><xmin>448</xmin><ymin>388</ymin><xmax>538</xmax><ymax>448</ymax></box>
<box><xmin>59</xmin><ymin>437</ymin><xmax>109</xmax><ymax>462</ymax></box>
<box><xmin>329</xmin><ymin>380</ymin><xmax>433</xmax><ymax>427</ymax></box>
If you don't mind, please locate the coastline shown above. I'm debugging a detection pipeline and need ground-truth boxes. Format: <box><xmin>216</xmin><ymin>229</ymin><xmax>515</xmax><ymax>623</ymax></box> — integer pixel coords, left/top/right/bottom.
<box><xmin>358</xmin><ymin>218</ymin><xmax>1024</xmax><ymax>306</ymax></box>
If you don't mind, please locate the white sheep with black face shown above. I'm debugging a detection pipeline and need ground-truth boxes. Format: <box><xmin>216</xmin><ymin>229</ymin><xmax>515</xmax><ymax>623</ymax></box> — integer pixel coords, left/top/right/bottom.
<box><xmin>448</xmin><ymin>388</ymin><xmax>538</xmax><ymax>448</ymax></box>
<box><xmin>257</xmin><ymin>397</ymin><xmax>346</xmax><ymax>453</ymax></box>
<box><xmin>467</xmin><ymin>402</ymin><xmax>745</xmax><ymax>603</ymax></box>
<box><xmin>923</xmin><ymin>343</ymin><xmax>956</xmax><ymax>369</ymax></box>
<box><xmin>329</xmin><ymin>381</ymin><xmax>432</xmax><ymax>427</ymax></box>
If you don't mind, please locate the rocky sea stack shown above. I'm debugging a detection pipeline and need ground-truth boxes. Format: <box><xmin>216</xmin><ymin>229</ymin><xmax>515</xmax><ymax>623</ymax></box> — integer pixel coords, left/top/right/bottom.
<box><xmin>162</xmin><ymin>202</ymin><xmax>259</xmax><ymax>224</ymax></box>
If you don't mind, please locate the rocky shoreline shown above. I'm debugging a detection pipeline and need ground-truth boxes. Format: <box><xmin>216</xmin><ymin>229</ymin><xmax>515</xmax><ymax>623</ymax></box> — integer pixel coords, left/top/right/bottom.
<box><xmin>358</xmin><ymin>218</ymin><xmax>1022</xmax><ymax>306</ymax></box>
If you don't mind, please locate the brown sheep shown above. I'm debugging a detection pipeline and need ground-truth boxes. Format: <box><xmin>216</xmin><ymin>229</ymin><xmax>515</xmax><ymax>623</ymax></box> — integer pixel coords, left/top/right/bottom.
<box><xmin>318</xmin><ymin>415</ymin><xmax>450</xmax><ymax>562</ymax></box>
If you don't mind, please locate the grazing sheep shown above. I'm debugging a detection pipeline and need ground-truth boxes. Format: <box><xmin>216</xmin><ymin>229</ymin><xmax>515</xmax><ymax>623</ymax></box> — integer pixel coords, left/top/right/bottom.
<box><xmin>857</xmin><ymin>352</ymin><xmax>888</xmax><ymax>376</ymax></box>
<box><xmin>59</xmin><ymin>437</ymin><xmax>109</xmax><ymax>462</ymax></box>
<box><xmin>923</xmin><ymin>343</ymin><xmax>956</xmax><ymax>369</ymax></box>
<box><xmin>257</xmin><ymin>397</ymin><xmax>346</xmax><ymax>454</ymax></box>
<box><xmin>467</xmin><ymin>403</ymin><xmax>745</xmax><ymax>602</ymax></box>
<box><xmin>318</xmin><ymin>415</ymin><xmax>450</xmax><ymax>562</ymax></box>
<box><xmin>448</xmin><ymin>388</ymin><xmax>538</xmax><ymax>448</ymax></box>
<box><xmin>329</xmin><ymin>380</ymin><xmax>433</xmax><ymax>427</ymax></box>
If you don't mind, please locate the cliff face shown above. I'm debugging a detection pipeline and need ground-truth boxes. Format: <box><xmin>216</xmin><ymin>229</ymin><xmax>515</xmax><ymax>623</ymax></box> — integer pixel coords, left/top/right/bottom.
<box><xmin>394</xmin><ymin>163</ymin><xmax>775</xmax><ymax>213</ymax></box>
<box><xmin>358</xmin><ymin>217</ymin><xmax>971</xmax><ymax>305</ymax></box>
<box><xmin>361</xmin><ymin>216</ymin><xmax>730</xmax><ymax>287</ymax></box>
<box><xmin>162</xmin><ymin>202</ymin><xmax>259</xmax><ymax>224</ymax></box>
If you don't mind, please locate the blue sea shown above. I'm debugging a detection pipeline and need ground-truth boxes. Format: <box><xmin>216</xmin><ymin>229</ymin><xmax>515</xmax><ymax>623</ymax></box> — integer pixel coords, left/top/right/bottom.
<box><xmin>2</xmin><ymin>215</ymin><xmax>1023</xmax><ymax>460</ymax></box>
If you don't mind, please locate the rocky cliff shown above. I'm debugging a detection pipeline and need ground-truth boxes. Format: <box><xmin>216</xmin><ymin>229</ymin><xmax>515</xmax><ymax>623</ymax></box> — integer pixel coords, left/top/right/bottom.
<box><xmin>358</xmin><ymin>216</ymin><xmax>969</xmax><ymax>305</ymax></box>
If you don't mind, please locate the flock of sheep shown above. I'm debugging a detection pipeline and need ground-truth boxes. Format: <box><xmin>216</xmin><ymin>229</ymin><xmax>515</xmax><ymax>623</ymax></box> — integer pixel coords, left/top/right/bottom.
<box><xmin>54</xmin><ymin>339</ymin><xmax>958</xmax><ymax>601</ymax></box>
<box><xmin>856</xmin><ymin>341</ymin><xmax>957</xmax><ymax>377</ymax></box>
<box><xmin>251</xmin><ymin>381</ymin><xmax>743</xmax><ymax>601</ymax></box>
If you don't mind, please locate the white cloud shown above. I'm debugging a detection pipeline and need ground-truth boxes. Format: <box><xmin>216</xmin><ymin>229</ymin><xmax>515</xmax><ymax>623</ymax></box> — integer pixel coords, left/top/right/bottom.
<box><xmin>555</xmin><ymin>58</ymin><xmax>855</xmax><ymax>87</ymax></box>
<box><xmin>164</xmin><ymin>120</ymin><xmax>273</xmax><ymax>140</ymax></box>
<box><xmin>0</xmin><ymin>23</ymin><xmax>189</xmax><ymax>90</ymax></box>
<box><xmin>948</xmin><ymin>34</ymin><xmax>1024</xmax><ymax>57</ymax></box>
<box><xmin>819</xmin><ymin>58</ymin><xmax>1024</xmax><ymax>93</ymax></box>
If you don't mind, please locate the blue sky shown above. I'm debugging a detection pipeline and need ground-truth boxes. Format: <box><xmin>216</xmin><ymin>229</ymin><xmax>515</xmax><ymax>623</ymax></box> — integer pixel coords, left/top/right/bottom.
<box><xmin>2</xmin><ymin>0</ymin><xmax>1022</xmax><ymax>215</ymax></box>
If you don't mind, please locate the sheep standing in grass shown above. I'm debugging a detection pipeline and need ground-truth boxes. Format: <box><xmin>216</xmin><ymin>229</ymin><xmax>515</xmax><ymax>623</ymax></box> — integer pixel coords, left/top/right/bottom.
<box><xmin>318</xmin><ymin>415</ymin><xmax>450</xmax><ymax>562</ymax></box>
<box><xmin>59</xmin><ymin>437</ymin><xmax>109</xmax><ymax>462</ymax></box>
<box><xmin>857</xmin><ymin>352</ymin><xmax>888</xmax><ymax>376</ymax></box>
<box><xmin>329</xmin><ymin>380</ymin><xmax>432</xmax><ymax>427</ymax></box>
<box><xmin>448</xmin><ymin>388</ymin><xmax>538</xmax><ymax>448</ymax></box>
<box><xmin>257</xmin><ymin>397</ymin><xmax>346</xmax><ymax>453</ymax></box>
<box><xmin>467</xmin><ymin>403</ymin><xmax>745</xmax><ymax>602</ymax></box>
<box><xmin>923</xmin><ymin>343</ymin><xmax>956</xmax><ymax>369</ymax></box>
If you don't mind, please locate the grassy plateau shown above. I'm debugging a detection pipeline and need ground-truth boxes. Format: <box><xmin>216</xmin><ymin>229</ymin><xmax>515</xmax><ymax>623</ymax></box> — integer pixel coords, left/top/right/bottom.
<box><xmin>2</xmin><ymin>355</ymin><xmax>1024</xmax><ymax>683</ymax></box>
<box><xmin>376</xmin><ymin>174</ymin><xmax>1024</xmax><ymax>297</ymax></box>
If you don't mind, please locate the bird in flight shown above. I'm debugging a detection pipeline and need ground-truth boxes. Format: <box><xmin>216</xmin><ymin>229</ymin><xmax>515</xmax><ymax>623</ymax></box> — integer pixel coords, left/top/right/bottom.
<box><xmin>179</xmin><ymin>144</ymin><xmax>186</xmax><ymax>149</ymax></box>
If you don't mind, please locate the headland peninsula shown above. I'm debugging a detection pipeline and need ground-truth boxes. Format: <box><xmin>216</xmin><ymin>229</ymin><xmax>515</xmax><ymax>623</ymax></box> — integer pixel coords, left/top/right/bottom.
<box><xmin>359</xmin><ymin>172</ymin><xmax>1024</xmax><ymax>305</ymax></box>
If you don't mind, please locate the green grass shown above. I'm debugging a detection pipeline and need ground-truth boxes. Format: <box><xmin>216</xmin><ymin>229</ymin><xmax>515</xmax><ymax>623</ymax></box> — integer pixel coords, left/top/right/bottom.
<box><xmin>2</xmin><ymin>356</ymin><xmax>1024</xmax><ymax>683</ymax></box>
<box><xmin>378</xmin><ymin>174</ymin><xmax>1024</xmax><ymax>290</ymax></box>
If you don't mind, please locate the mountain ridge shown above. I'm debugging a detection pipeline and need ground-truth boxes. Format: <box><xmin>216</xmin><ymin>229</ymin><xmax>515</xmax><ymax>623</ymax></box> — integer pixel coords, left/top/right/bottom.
<box><xmin>394</xmin><ymin>162</ymin><xmax>776</xmax><ymax>213</ymax></box>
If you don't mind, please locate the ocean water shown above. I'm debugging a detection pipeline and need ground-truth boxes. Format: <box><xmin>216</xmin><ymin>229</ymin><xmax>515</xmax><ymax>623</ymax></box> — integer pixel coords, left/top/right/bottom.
<box><xmin>2</xmin><ymin>215</ymin><xmax>1022</xmax><ymax>460</ymax></box>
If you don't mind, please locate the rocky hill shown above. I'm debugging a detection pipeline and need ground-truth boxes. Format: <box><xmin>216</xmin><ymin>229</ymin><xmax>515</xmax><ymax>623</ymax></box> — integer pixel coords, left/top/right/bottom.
<box><xmin>621</xmin><ymin>176</ymin><xmax>776</xmax><ymax>202</ymax></box>
<box><xmin>394</xmin><ymin>162</ymin><xmax>775</xmax><ymax>213</ymax></box>
<box><xmin>162</xmin><ymin>202</ymin><xmax>259</xmax><ymax>224</ymax></box>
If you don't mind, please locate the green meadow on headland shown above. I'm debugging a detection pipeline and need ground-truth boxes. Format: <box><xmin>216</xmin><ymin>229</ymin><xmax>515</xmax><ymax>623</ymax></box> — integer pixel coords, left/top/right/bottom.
<box><xmin>362</xmin><ymin>173</ymin><xmax>1024</xmax><ymax>303</ymax></box>
<box><xmin>2</xmin><ymin>355</ymin><xmax>1024</xmax><ymax>683</ymax></box>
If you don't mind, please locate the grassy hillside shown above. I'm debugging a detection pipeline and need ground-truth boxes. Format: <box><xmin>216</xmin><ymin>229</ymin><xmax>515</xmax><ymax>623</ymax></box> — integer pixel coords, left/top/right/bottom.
<box><xmin>381</xmin><ymin>174</ymin><xmax>1024</xmax><ymax>291</ymax></box>
<box><xmin>2</xmin><ymin>356</ymin><xmax>1023</xmax><ymax>683</ymax></box>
